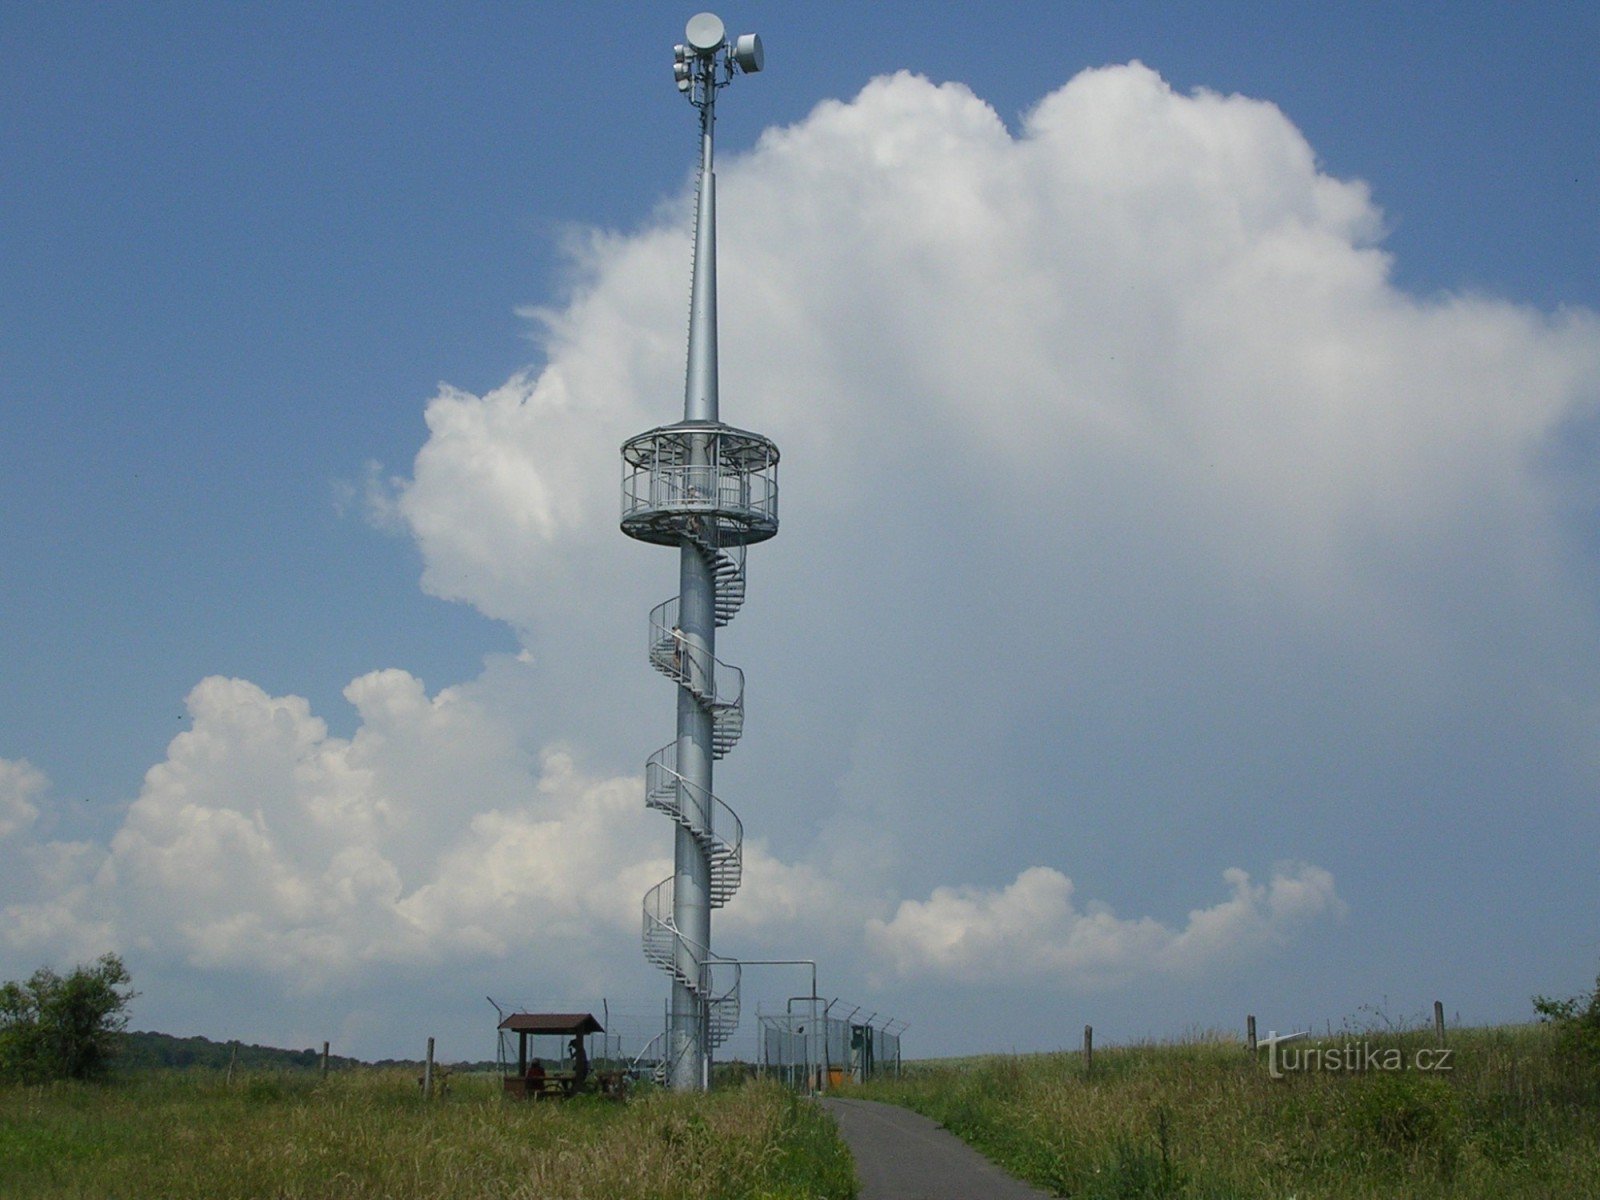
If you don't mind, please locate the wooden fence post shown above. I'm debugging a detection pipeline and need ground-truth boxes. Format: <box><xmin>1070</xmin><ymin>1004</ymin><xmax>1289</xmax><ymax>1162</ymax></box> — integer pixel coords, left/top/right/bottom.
<box><xmin>424</xmin><ymin>1036</ymin><xmax>435</xmax><ymax>1100</ymax></box>
<box><xmin>1083</xmin><ymin>1025</ymin><xmax>1093</xmax><ymax>1076</ymax></box>
<box><xmin>321</xmin><ymin>1041</ymin><xmax>330</xmax><ymax>1079</ymax></box>
<box><xmin>1433</xmin><ymin>1000</ymin><xmax>1445</xmax><ymax>1046</ymax></box>
<box><xmin>1246</xmin><ymin>1014</ymin><xmax>1257</xmax><ymax>1054</ymax></box>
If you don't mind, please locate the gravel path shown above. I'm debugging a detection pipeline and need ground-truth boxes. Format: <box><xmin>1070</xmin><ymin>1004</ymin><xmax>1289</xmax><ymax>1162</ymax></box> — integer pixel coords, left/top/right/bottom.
<box><xmin>821</xmin><ymin>1097</ymin><xmax>1055</xmax><ymax>1199</ymax></box>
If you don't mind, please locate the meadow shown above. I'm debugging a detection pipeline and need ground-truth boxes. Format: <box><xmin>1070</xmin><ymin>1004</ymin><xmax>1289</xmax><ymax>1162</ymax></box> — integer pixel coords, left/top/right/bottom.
<box><xmin>858</xmin><ymin>1021</ymin><xmax>1600</xmax><ymax>1198</ymax></box>
<box><xmin>0</xmin><ymin>1069</ymin><xmax>855</xmax><ymax>1200</ymax></box>
<box><xmin>7</xmin><ymin>1022</ymin><xmax>1599</xmax><ymax>1198</ymax></box>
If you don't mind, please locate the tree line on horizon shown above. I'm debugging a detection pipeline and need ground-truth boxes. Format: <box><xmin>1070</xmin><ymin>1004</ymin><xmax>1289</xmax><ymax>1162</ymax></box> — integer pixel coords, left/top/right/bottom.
<box><xmin>116</xmin><ymin>1029</ymin><xmax>499</xmax><ymax>1073</ymax></box>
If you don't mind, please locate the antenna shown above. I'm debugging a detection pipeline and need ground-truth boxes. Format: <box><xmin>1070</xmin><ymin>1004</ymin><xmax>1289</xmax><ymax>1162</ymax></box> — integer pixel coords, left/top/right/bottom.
<box><xmin>673</xmin><ymin>13</ymin><xmax>763</xmax><ymax>101</ymax></box>
<box><xmin>732</xmin><ymin>34</ymin><xmax>763</xmax><ymax>73</ymax></box>
<box><xmin>684</xmin><ymin>12</ymin><xmax>724</xmax><ymax>53</ymax></box>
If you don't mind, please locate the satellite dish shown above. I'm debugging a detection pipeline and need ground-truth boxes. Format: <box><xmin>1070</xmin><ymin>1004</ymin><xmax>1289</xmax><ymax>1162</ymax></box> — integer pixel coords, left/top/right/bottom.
<box><xmin>685</xmin><ymin>12</ymin><xmax>725</xmax><ymax>53</ymax></box>
<box><xmin>732</xmin><ymin>33</ymin><xmax>763</xmax><ymax>73</ymax></box>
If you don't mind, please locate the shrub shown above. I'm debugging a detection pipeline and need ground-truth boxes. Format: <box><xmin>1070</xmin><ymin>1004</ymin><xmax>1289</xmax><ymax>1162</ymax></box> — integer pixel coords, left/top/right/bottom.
<box><xmin>0</xmin><ymin>954</ymin><xmax>136</xmax><ymax>1083</ymax></box>
<box><xmin>1533</xmin><ymin>966</ymin><xmax>1600</xmax><ymax>1070</ymax></box>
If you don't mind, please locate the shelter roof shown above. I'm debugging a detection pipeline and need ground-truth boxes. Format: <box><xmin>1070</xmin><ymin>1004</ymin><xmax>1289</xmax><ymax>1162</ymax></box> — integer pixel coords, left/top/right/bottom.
<box><xmin>497</xmin><ymin>1012</ymin><xmax>604</xmax><ymax>1035</ymax></box>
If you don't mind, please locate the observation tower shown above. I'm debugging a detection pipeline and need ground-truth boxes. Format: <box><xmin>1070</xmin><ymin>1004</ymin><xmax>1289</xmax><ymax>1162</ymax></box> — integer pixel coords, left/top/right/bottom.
<box><xmin>620</xmin><ymin>12</ymin><xmax>776</xmax><ymax>1092</ymax></box>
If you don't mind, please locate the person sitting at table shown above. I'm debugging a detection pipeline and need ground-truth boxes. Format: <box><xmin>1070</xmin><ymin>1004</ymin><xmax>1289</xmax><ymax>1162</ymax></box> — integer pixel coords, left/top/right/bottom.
<box><xmin>524</xmin><ymin>1058</ymin><xmax>546</xmax><ymax>1096</ymax></box>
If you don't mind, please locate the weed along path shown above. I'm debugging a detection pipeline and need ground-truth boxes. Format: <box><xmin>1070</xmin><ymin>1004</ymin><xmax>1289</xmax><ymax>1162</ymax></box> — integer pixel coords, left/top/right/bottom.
<box><xmin>822</xmin><ymin>1097</ymin><xmax>1055</xmax><ymax>1199</ymax></box>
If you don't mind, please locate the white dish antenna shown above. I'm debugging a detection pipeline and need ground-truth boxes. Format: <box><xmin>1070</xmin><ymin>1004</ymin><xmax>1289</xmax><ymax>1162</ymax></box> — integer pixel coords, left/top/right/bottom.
<box><xmin>671</xmin><ymin>14</ymin><xmax>763</xmax><ymax>99</ymax></box>
<box><xmin>732</xmin><ymin>33</ymin><xmax>763</xmax><ymax>73</ymax></box>
<box><xmin>685</xmin><ymin>12</ymin><xmax>726</xmax><ymax>53</ymax></box>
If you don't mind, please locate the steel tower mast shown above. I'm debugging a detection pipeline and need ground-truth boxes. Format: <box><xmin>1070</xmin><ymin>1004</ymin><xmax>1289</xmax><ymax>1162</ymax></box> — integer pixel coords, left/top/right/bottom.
<box><xmin>620</xmin><ymin>12</ymin><xmax>775</xmax><ymax>1092</ymax></box>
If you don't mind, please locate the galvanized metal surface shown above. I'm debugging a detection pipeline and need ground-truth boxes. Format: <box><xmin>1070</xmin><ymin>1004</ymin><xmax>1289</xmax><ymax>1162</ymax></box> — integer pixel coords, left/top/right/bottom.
<box><xmin>620</xmin><ymin>13</ymin><xmax>775</xmax><ymax>1092</ymax></box>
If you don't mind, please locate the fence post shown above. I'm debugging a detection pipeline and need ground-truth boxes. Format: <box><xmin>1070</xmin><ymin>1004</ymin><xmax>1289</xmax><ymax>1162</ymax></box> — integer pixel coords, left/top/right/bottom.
<box><xmin>424</xmin><ymin>1037</ymin><xmax>435</xmax><ymax>1100</ymax></box>
<box><xmin>1246</xmin><ymin>1014</ymin><xmax>1257</xmax><ymax>1054</ymax></box>
<box><xmin>1083</xmin><ymin>1025</ymin><xmax>1093</xmax><ymax>1076</ymax></box>
<box><xmin>1433</xmin><ymin>1000</ymin><xmax>1445</xmax><ymax>1047</ymax></box>
<box><xmin>321</xmin><ymin>1041</ymin><xmax>329</xmax><ymax>1079</ymax></box>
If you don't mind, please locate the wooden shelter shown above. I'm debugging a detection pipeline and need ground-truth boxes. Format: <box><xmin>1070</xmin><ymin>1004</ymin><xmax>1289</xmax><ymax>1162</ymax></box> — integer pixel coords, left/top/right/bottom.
<box><xmin>499</xmin><ymin>1012</ymin><xmax>604</xmax><ymax>1099</ymax></box>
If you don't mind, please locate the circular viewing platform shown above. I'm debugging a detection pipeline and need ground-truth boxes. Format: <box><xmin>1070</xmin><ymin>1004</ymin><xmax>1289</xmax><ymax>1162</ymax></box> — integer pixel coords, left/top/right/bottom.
<box><xmin>621</xmin><ymin>421</ymin><xmax>779</xmax><ymax>547</ymax></box>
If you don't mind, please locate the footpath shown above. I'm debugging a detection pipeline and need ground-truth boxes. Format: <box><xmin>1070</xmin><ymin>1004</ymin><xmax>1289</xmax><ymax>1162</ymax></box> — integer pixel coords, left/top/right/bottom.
<box><xmin>821</xmin><ymin>1097</ymin><xmax>1055</xmax><ymax>1200</ymax></box>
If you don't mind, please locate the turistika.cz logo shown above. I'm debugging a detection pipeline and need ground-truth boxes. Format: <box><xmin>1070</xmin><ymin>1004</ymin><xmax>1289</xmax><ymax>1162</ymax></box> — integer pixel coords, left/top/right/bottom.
<box><xmin>1259</xmin><ymin>1031</ymin><xmax>1455</xmax><ymax>1079</ymax></box>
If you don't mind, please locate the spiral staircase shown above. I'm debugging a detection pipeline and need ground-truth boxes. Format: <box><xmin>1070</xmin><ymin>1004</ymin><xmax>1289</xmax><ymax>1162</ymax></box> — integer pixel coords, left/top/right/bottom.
<box><xmin>640</xmin><ymin>527</ymin><xmax>747</xmax><ymax>1054</ymax></box>
<box><xmin>622</xmin><ymin>428</ymin><xmax>777</xmax><ymax>1084</ymax></box>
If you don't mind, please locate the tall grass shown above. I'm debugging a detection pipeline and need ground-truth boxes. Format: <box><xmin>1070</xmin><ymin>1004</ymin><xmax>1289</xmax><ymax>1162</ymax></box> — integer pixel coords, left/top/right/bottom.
<box><xmin>858</xmin><ymin>1023</ymin><xmax>1600</xmax><ymax>1198</ymax></box>
<box><xmin>0</xmin><ymin>1070</ymin><xmax>854</xmax><ymax>1199</ymax></box>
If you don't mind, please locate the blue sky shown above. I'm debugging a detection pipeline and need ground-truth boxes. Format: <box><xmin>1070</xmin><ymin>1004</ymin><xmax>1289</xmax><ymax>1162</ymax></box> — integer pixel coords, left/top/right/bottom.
<box><xmin>3</xmin><ymin>3</ymin><xmax>1598</xmax><ymax>1062</ymax></box>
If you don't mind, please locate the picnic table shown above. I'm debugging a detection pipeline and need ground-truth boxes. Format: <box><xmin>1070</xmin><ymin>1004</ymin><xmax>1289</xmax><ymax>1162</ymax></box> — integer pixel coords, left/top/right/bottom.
<box><xmin>503</xmin><ymin>1071</ymin><xmax>577</xmax><ymax>1099</ymax></box>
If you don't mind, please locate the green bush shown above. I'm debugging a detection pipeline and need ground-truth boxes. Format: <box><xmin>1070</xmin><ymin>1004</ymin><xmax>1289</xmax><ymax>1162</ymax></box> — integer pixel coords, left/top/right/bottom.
<box><xmin>0</xmin><ymin>954</ymin><xmax>136</xmax><ymax>1083</ymax></box>
<box><xmin>1533</xmin><ymin>966</ymin><xmax>1600</xmax><ymax>1070</ymax></box>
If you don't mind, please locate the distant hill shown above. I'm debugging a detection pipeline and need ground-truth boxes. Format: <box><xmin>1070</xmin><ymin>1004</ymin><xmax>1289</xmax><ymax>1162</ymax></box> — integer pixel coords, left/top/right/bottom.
<box><xmin>116</xmin><ymin>1030</ymin><xmax>498</xmax><ymax>1073</ymax></box>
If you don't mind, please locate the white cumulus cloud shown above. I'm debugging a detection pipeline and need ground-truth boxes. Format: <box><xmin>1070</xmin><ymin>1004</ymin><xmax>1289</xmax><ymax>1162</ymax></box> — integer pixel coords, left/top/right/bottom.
<box><xmin>865</xmin><ymin>863</ymin><xmax>1345</xmax><ymax>987</ymax></box>
<box><xmin>3</xmin><ymin>675</ymin><xmax>670</xmax><ymax>992</ymax></box>
<box><xmin>0</xmin><ymin>758</ymin><xmax>45</xmax><ymax>840</ymax></box>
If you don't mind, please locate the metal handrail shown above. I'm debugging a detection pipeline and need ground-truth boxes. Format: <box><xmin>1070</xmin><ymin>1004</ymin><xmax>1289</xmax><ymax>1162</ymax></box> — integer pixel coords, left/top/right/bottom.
<box><xmin>645</xmin><ymin>744</ymin><xmax>745</xmax><ymax>854</ymax></box>
<box><xmin>634</xmin><ymin>464</ymin><xmax>760</xmax><ymax>507</ymax></box>
<box><xmin>648</xmin><ymin>597</ymin><xmax>745</xmax><ymax>710</ymax></box>
<box><xmin>622</xmin><ymin>463</ymin><xmax>777</xmax><ymax>518</ymax></box>
<box><xmin>621</xmin><ymin>476</ymin><xmax>777</xmax><ymax>536</ymax></box>
<box><xmin>642</xmin><ymin>878</ymin><xmax>738</xmax><ymax>970</ymax></box>
<box><xmin>640</xmin><ymin>876</ymin><xmax>743</xmax><ymax>1048</ymax></box>
<box><xmin>627</xmin><ymin>1029</ymin><xmax>668</xmax><ymax>1076</ymax></box>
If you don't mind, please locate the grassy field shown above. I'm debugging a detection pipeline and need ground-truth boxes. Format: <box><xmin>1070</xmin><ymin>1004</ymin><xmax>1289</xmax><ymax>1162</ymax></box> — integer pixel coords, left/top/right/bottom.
<box><xmin>10</xmin><ymin>1023</ymin><xmax>1597</xmax><ymax>1198</ymax></box>
<box><xmin>0</xmin><ymin>1069</ymin><xmax>855</xmax><ymax>1200</ymax></box>
<box><xmin>856</xmin><ymin>1021</ymin><xmax>1600</xmax><ymax>1198</ymax></box>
